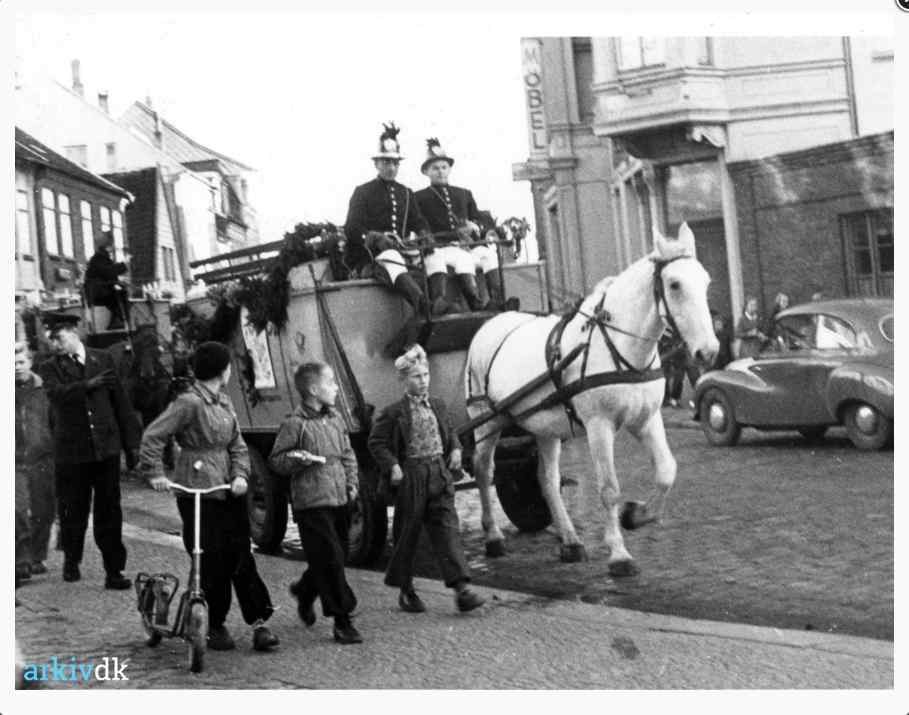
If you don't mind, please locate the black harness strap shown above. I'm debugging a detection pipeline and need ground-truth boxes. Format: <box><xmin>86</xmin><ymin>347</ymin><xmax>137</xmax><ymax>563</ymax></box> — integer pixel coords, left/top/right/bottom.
<box><xmin>463</xmin><ymin>254</ymin><xmax>693</xmax><ymax>438</ymax></box>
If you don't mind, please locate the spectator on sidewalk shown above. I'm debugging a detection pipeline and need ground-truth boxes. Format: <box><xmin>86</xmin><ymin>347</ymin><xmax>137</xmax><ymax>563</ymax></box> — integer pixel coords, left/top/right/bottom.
<box><xmin>711</xmin><ymin>312</ymin><xmax>734</xmax><ymax>370</ymax></box>
<box><xmin>659</xmin><ymin>329</ymin><xmax>700</xmax><ymax>408</ymax></box>
<box><xmin>734</xmin><ymin>297</ymin><xmax>767</xmax><ymax>360</ymax></box>
<box><xmin>15</xmin><ymin>343</ymin><xmax>56</xmax><ymax>583</ymax></box>
<box><xmin>764</xmin><ymin>292</ymin><xmax>790</xmax><ymax>346</ymax></box>
<box><xmin>141</xmin><ymin>341</ymin><xmax>279</xmax><ymax>653</ymax></box>
<box><xmin>38</xmin><ymin>312</ymin><xmax>141</xmax><ymax>589</ymax></box>
<box><xmin>269</xmin><ymin>363</ymin><xmax>363</xmax><ymax>645</ymax></box>
<box><xmin>368</xmin><ymin>344</ymin><xmax>485</xmax><ymax>615</ymax></box>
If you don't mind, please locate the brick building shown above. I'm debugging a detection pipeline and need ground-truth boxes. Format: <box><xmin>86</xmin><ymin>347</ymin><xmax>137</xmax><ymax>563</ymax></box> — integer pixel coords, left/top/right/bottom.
<box><xmin>513</xmin><ymin>36</ymin><xmax>894</xmax><ymax>318</ymax></box>
<box><xmin>730</xmin><ymin>131</ymin><xmax>893</xmax><ymax>307</ymax></box>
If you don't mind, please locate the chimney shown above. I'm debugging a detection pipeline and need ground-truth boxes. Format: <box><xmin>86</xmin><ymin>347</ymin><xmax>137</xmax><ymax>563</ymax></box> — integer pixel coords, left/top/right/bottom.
<box><xmin>98</xmin><ymin>90</ymin><xmax>110</xmax><ymax>113</ymax></box>
<box><xmin>71</xmin><ymin>59</ymin><xmax>84</xmax><ymax>96</ymax></box>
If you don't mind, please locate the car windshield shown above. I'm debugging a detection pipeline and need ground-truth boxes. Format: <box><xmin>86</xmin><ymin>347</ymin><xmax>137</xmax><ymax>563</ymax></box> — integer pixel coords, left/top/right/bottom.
<box><xmin>773</xmin><ymin>313</ymin><xmax>859</xmax><ymax>351</ymax></box>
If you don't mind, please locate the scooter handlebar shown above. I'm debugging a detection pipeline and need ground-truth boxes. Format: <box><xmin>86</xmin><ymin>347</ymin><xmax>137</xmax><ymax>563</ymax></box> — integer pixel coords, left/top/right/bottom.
<box><xmin>165</xmin><ymin>480</ymin><xmax>233</xmax><ymax>496</ymax></box>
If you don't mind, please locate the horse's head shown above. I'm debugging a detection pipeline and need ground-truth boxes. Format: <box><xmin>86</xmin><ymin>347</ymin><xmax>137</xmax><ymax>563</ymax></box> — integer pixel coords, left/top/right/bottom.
<box><xmin>652</xmin><ymin>223</ymin><xmax>719</xmax><ymax>366</ymax></box>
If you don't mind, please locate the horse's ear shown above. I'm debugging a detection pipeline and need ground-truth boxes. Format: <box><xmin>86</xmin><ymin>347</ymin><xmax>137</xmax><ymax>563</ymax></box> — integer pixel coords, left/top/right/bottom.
<box><xmin>653</xmin><ymin>229</ymin><xmax>670</xmax><ymax>259</ymax></box>
<box><xmin>677</xmin><ymin>222</ymin><xmax>697</xmax><ymax>258</ymax></box>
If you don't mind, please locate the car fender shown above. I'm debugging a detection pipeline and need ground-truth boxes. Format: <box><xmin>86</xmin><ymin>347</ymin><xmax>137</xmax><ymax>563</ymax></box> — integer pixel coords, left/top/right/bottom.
<box><xmin>826</xmin><ymin>361</ymin><xmax>894</xmax><ymax>420</ymax></box>
<box><xmin>694</xmin><ymin>361</ymin><xmax>765</xmax><ymax>424</ymax></box>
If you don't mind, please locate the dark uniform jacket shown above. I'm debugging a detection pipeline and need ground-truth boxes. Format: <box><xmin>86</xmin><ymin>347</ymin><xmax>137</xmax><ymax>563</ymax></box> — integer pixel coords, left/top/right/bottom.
<box><xmin>344</xmin><ymin>178</ymin><xmax>429</xmax><ymax>271</ymax></box>
<box><xmin>367</xmin><ymin>395</ymin><xmax>461</xmax><ymax>475</ymax></box>
<box><xmin>15</xmin><ymin>372</ymin><xmax>54</xmax><ymax>465</ymax></box>
<box><xmin>414</xmin><ymin>184</ymin><xmax>485</xmax><ymax>242</ymax></box>
<box><xmin>85</xmin><ymin>249</ymin><xmax>128</xmax><ymax>306</ymax></box>
<box><xmin>38</xmin><ymin>347</ymin><xmax>141</xmax><ymax>465</ymax></box>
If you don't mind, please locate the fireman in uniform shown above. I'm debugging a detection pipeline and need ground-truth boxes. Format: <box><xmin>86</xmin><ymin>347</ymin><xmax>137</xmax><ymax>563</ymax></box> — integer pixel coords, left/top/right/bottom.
<box><xmin>38</xmin><ymin>312</ymin><xmax>141</xmax><ymax>588</ymax></box>
<box><xmin>344</xmin><ymin>123</ymin><xmax>433</xmax><ymax>314</ymax></box>
<box><xmin>414</xmin><ymin>138</ymin><xmax>505</xmax><ymax>312</ymax></box>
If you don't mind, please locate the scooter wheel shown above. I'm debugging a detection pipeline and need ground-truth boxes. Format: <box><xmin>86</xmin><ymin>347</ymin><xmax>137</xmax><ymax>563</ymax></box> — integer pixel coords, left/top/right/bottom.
<box><xmin>187</xmin><ymin>602</ymin><xmax>208</xmax><ymax>674</ymax></box>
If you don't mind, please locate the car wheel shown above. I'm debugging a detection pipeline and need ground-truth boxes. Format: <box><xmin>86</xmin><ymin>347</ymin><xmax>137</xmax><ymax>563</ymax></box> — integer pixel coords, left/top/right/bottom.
<box><xmin>843</xmin><ymin>403</ymin><xmax>892</xmax><ymax>451</ymax></box>
<box><xmin>798</xmin><ymin>426</ymin><xmax>828</xmax><ymax>443</ymax></box>
<box><xmin>699</xmin><ymin>388</ymin><xmax>741</xmax><ymax>446</ymax></box>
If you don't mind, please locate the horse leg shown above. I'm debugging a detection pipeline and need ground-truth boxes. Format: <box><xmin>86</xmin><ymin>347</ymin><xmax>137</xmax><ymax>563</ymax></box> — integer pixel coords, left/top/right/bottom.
<box><xmin>624</xmin><ymin>411</ymin><xmax>677</xmax><ymax>530</ymax></box>
<box><xmin>536</xmin><ymin>436</ymin><xmax>585</xmax><ymax>562</ymax></box>
<box><xmin>472</xmin><ymin>426</ymin><xmax>506</xmax><ymax>557</ymax></box>
<box><xmin>585</xmin><ymin>417</ymin><xmax>637</xmax><ymax>577</ymax></box>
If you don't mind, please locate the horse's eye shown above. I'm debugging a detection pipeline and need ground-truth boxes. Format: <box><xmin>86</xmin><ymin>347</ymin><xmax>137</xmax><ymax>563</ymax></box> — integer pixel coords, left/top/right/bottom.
<box><xmin>669</xmin><ymin>281</ymin><xmax>681</xmax><ymax>291</ymax></box>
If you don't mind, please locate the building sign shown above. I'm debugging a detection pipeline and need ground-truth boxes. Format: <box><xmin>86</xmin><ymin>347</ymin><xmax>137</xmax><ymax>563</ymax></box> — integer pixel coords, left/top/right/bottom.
<box><xmin>522</xmin><ymin>38</ymin><xmax>548</xmax><ymax>156</ymax></box>
<box><xmin>240</xmin><ymin>306</ymin><xmax>276</xmax><ymax>389</ymax></box>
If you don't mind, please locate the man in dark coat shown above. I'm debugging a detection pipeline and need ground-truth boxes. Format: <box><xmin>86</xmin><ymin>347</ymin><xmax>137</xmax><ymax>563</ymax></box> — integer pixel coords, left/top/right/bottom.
<box><xmin>38</xmin><ymin>312</ymin><xmax>141</xmax><ymax>588</ymax></box>
<box><xmin>84</xmin><ymin>230</ymin><xmax>131</xmax><ymax>330</ymax></box>
<box><xmin>344</xmin><ymin>123</ymin><xmax>431</xmax><ymax>314</ymax></box>
<box><xmin>414</xmin><ymin>138</ymin><xmax>504</xmax><ymax>313</ymax></box>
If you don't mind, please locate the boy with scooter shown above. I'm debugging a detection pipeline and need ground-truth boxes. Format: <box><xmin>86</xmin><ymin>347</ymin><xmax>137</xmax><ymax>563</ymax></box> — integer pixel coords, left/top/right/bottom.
<box><xmin>269</xmin><ymin>363</ymin><xmax>363</xmax><ymax>644</ymax></box>
<box><xmin>140</xmin><ymin>341</ymin><xmax>279</xmax><ymax>653</ymax></box>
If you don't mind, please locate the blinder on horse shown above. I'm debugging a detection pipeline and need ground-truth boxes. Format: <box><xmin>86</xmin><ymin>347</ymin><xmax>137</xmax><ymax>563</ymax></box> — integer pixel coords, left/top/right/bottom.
<box><xmin>469</xmin><ymin>255</ymin><xmax>693</xmax><ymax>433</ymax></box>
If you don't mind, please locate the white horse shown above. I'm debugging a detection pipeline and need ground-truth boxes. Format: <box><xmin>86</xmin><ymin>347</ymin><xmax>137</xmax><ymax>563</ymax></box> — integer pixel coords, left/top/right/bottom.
<box><xmin>464</xmin><ymin>223</ymin><xmax>718</xmax><ymax>576</ymax></box>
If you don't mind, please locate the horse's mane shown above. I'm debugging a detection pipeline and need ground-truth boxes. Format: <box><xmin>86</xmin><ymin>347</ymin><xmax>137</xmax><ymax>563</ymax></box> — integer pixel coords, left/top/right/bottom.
<box><xmin>581</xmin><ymin>240</ymin><xmax>694</xmax><ymax>312</ymax></box>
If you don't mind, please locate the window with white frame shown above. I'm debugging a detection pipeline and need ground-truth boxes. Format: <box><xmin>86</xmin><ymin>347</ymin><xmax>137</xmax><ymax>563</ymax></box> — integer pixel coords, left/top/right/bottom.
<box><xmin>161</xmin><ymin>246</ymin><xmax>177</xmax><ymax>282</ymax></box>
<box><xmin>41</xmin><ymin>188</ymin><xmax>59</xmax><ymax>255</ymax></box>
<box><xmin>81</xmin><ymin>200</ymin><xmax>94</xmax><ymax>260</ymax></box>
<box><xmin>617</xmin><ymin>37</ymin><xmax>665</xmax><ymax>71</ymax></box>
<box><xmin>99</xmin><ymin>205</ymin><xmax>112</xmax><ymax>244</ymax></box>
<box><xmin>16</xmin><ymin>190</ymin><xmax>32</xmax><ymax>257</ymax></box>
<box><xmin>58</xmin><ymin>194</ymin><xmax>74</xmax><ymax>257</ymax></box>
<box><xmin>105</xmin><ymin>143</ymin><xmax>117</xmax><ymax>172</ymax></box>
<box><xmin>112</xmin><ymin>210</ymin><xmax>125</xmax><ymax>261</ymax></box>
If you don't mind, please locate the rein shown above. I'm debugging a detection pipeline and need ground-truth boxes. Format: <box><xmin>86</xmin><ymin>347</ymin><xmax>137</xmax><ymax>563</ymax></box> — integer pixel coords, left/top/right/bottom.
<box><xmin>469</xmin><ymin>254</ymin><xmax>692</xmax><ymax>434</ymax></box>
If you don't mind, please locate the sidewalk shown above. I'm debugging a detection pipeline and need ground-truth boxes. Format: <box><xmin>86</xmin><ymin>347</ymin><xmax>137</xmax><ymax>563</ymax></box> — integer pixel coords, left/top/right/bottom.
<box><xmin>15</xmin><ymin>521</ymin><xmax>892</xmax><ymax>689</ymax></box>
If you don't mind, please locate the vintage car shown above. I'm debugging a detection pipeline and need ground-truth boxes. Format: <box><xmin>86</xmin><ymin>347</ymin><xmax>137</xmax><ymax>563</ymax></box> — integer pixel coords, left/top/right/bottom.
<box><xmin>694</xmin><ymin>298</ymin><xmax>893</xmax><ymax>450</ymax></box>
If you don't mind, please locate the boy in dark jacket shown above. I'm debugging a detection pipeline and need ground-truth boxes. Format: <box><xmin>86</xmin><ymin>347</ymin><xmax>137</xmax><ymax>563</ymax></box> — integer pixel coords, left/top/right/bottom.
<box><xmin>15</xmin><ymin>343</ymin><xmax>56</xmax><ymax>583</ymax></box>
<box><xmin>368</xmin><ymin>344</ymin><xmax>484</xmax><ymax>614</ymax></box>
<box><xmin>269</xmin><ymin>363</ymin><xmax>362</xmax><ymax>644</ymax></box>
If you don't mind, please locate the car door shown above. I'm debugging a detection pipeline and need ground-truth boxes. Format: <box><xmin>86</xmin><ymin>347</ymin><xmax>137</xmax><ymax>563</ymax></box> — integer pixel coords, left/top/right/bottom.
<box><xmin>799</xmin><ymin>313</ymin><xmax>862</xmax><ymax>422</ymax></box>
<box><xmin>743</xmin><ymin>313</ymin><xmax>819</xmax><ymax>426</ymax></box>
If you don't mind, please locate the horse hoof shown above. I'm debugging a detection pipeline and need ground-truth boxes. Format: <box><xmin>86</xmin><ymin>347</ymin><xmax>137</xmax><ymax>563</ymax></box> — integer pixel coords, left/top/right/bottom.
<box><xmin>559</xmin><ymin>544</ymin><xmax>588</xmax><ymax>563</ymax></box>
<box><xmin>485</xmin><ymin>540</ymin><xmax>506</xmax><ymax>558</ymax></box>
<box><xmin>608</xmin><ymin>559</ymin><xmax>640</xmax><ymax>578</ymax></box>
<box><xmin>620</xmin><ymin>501</ymin><xmax>656</xmax><ymax>531</ymax></box>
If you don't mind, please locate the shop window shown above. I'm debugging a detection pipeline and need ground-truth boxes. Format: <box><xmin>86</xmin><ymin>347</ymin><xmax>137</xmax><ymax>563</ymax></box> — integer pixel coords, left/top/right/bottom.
<box><xmin>841</xmin><ymin>209</ymin><xmax>893</xmax><ymax>297</ymax></box>
<box><xmin>16</xmin><ymin>190</ymin><xmax>32</xmax><ymax>258</ymax></box>
<box><xmin>41</xmin><ymin>188</ymin><xmax>59</xmax><ymax>256</ymax></box>
<box><xmin>81</xmin><ymin>200</ymin><xmax>94</xmax><ymax>260</ymax></box>
<box><xmin>617</xmin><ymin>37</ymin><xmax>665</xmax><ymax>71</ymax></box>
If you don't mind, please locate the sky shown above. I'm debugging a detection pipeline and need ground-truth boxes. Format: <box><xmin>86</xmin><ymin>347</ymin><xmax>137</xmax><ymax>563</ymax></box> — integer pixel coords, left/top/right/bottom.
<box><xmin>14</xmin><ymin>12</ymin><xmax>536</xmax><ymax>248</ymax></box>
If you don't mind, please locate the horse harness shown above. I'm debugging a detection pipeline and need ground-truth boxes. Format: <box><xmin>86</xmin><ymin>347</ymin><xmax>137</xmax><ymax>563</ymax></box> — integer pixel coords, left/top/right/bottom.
<box><xmin>468</xmin><ymin>256</ymin><xmax>689</xmax><ymax>431</ymax></box>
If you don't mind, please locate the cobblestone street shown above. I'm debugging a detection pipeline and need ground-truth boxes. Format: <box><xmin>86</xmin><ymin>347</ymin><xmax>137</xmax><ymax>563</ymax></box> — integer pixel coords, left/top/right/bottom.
<box><xmin>14</xmin><ymin>418</ymin><xmax>893</xmax><ymax>688</ymax></box>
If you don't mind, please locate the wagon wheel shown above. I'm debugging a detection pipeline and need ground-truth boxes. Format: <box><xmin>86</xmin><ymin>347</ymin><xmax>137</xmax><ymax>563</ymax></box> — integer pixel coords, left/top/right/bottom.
<box><xmin>246</xmin><ymin>445</ymin><xmax>288</xmax><ymax>554</ymax></box>
<box><xmin>493</xmin><ymin>438</ymin><xmax>552</xmax><ymax>533</ymax></box>
<box><xmin>347</xmin><ymin>469</ymin><xmax>388</xmax><ymax>567</ymax></box>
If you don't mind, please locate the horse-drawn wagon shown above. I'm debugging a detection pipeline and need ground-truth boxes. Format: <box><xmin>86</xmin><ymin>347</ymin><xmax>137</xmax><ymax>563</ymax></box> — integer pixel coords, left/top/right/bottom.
<box><xmin>184</xmin><ymin>233</ymin><xmax>555</xmax><ymax>566</ymax></box>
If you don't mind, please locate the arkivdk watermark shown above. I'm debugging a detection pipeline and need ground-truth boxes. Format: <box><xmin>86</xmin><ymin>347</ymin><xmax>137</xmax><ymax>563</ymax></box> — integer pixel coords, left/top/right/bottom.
<box><xmin>21</xmin><ymin>656</ymin><xmax>129</xmax><ymax>684</ymax></box>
